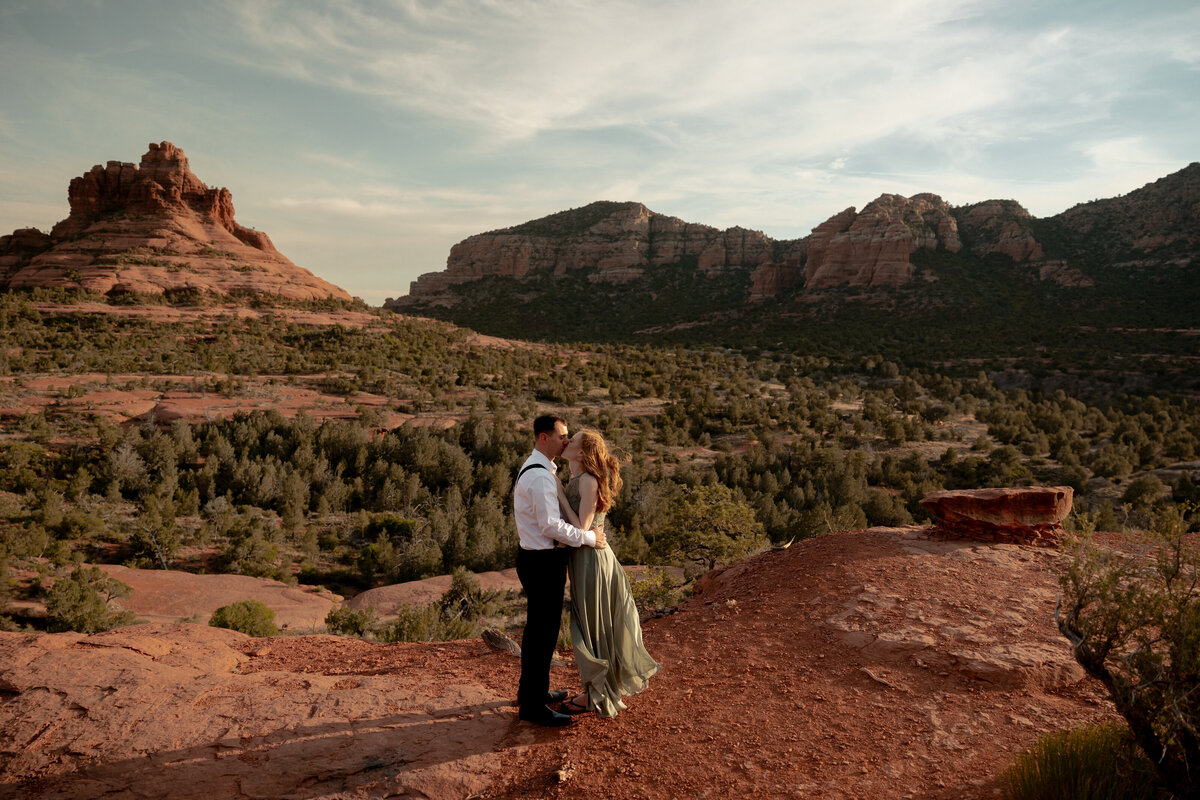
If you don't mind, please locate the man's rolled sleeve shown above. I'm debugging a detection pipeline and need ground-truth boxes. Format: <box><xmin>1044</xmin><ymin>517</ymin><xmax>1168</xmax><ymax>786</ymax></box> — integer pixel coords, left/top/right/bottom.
<box><xmin>532</xmin><ymin>473</ymin><xmax>596</xmax><ymax>548</ymax></box>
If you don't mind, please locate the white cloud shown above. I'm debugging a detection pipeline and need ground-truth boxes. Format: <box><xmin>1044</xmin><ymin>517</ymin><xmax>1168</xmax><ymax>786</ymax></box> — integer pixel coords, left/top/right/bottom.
<box><xmin>2</xmin><ymin>0</ymin><xmax>1198</xmax><ymax>300</ymax></box>
<box><xmin>220</xmin><ymin>0</ymin><xmax>1010</xmax><ymax>141</ymax></box>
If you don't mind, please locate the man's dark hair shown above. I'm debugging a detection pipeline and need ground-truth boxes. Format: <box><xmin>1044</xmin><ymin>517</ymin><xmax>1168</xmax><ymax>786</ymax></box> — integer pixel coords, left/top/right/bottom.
<box><xmin>533</xmin><ymin>414</ymin><xmax>564</xmax><ymax>437</ymax></box>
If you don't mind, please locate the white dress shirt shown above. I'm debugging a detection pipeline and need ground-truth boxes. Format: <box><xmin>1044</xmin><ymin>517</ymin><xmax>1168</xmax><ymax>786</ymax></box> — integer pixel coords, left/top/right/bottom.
<box><xmin>514</xmin><ymin>450</ymin><xmax>597</xmax><ymax>550</ymax></box>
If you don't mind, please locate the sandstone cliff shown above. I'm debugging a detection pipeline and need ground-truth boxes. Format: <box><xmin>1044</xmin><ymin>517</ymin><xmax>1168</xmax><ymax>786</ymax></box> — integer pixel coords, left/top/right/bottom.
<box><xmin>396</xmin><ymin>193</ymin><xmax>977</xmax><ymax>307</ymax></box>
<box><xmin>0</xmin><ymin>142</ymin><xmax>351</xmax><ymax>302</ymax></box>
<box><xmin>803</xmin><ymin>193</ymin><xmax>962</xmax><ymax>289</ymax></box>
<box><xmin>403</xmin><ymin>201</ymin><xmax>779</xmax><ymax>302</ymax></box>
<box><xmin>956</xmin><ymin>199</ymin><xmax>1044</xmax><ymax>262</ymax></box>
<box><xmin>394</xmin><ymin>163</ymin><xmax>1199</xmax><ymax>309</ymax></box>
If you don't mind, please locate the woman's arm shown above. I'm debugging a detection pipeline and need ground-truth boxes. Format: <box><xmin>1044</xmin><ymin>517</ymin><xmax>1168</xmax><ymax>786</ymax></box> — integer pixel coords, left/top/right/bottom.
<box><xmin>576</xmin><ymin>474</ymin><xmax>600</xmax><ymax>532</ymax></box>
<box><xmin>557</xmin><ymin>479</ymin><xmax>582</xmax><ymax>528</ymax></box>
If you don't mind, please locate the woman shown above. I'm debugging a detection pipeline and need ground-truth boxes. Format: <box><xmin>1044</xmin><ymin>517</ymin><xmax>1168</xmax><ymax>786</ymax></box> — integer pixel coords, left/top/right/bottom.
<box><xmin>555</xmin><ymin>429</ymin><xmax>660</xmax><ymax>717</ymax></box>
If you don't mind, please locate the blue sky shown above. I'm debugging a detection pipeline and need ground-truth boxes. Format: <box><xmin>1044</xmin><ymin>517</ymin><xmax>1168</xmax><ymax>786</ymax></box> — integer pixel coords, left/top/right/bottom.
<box><xmin>1</xmin><ymin>0</ymin><xmax>1196</xmax><ymax>305</ymax></box>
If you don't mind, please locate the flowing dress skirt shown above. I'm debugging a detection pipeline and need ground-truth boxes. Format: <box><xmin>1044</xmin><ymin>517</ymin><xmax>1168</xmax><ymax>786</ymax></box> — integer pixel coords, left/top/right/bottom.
<box><xmin>568</xmin><ymin>545</ymin><xmax>661</xmax><ymax>717</ymax></box>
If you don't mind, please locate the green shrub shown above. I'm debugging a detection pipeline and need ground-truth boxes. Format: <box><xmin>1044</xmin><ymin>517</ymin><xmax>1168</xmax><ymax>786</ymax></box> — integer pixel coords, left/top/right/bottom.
<box><xmin>441</xmin><ymin>566</ymin><xmax>500</xmax><ymax>622</ymax></box>
<box><xmin>209</xmin><ymin>600</ymin><xmax>279</xmax><ymax>637</ymax></box>
<box><xmin>1122</xmin><ymin>475</ymin><xmax>1167</xmax><ymax>509</ymax></box>
<box><xmin>628</xmin><ymin>568</ymin><xmax>678</xmax><ymax>613</ymax></box>
<box><xmin>1001</xmin><ymin>721</ymin><xmax>1166</xmax><ymax>800</ymax></box>
<box><xmin>1058</xmin><ymin>506</ymin><xmax>1200</xmax><ymax>798</ymax></box>
<box><xmin>325</xmin><ymin>605</ymin><xmax>376</xmax><ymax>637</ymax></box>
<box><xmin>374</xmin><ymin>602</ymin><xmax>476</xmax><ymax>643</ymax></box>
<box><xmin>45</xmin><ymin>566</ymin><xmax>136</xmax><ymax>633</ymax></box>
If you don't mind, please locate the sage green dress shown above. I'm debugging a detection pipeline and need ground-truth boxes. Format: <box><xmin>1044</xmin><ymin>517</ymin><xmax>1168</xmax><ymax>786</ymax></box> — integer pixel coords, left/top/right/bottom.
<box><xmin>566</xmin><ymin>475</ymin><xmax>661</xmax><ymax>718</ymax></box>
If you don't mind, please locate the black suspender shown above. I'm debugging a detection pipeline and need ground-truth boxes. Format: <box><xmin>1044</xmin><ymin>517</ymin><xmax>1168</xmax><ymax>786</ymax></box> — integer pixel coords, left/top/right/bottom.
<box><xmin>517</xmin><ymin>463</ymin><xmax>548</xmax><ymax>483</ymax></box>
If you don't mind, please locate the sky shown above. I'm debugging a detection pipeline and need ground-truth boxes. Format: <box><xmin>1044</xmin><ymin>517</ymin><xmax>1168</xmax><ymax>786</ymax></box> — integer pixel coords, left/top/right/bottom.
<box><xmin>1</xmin><ymin>1</ymin><xmax>1197</xmax><ymax>305</ymax></box>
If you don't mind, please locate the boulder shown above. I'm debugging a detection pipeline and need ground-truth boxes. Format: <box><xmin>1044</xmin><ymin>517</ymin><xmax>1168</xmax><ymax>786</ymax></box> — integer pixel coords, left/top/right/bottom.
<box><xmin>918</xmin><ymin>486</ymin><xmax>1074</xmax><ymax>546</ymax></box>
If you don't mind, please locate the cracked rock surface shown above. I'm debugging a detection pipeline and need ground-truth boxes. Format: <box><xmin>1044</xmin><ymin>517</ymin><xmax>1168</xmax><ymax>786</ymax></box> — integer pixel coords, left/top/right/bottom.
<box><xmin>3</xmin><ymin>527</ymin><xmax>1117</xmax><ymax>799</ymax></box>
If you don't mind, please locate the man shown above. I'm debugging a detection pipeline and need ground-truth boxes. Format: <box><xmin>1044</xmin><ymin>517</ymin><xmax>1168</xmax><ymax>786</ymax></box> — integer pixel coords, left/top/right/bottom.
<box><xmin>513</xmin><ymin>414</ymin><xmax>607</xmax><ymax>726</ymax></box>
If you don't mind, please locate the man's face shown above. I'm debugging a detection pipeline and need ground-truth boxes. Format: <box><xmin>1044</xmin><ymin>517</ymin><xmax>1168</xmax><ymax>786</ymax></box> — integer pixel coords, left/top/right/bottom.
<box><xmin>548</xmin><ymin>421</ymin><xmax>569</xmax><ymax>458</ymax></box>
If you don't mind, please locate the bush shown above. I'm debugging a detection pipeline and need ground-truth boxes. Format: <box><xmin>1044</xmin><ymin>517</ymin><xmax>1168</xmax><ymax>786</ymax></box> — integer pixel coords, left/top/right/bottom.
<box><xmin>441</xmin><ymin>566</ymin><xmax>500</xmax><ymax>622</ymax></box>
<box><xmin>628</xmin><ymin>569</ymin><xmax>679</xmax><ymax>613</ymax></box>
<box><xmin>1001</xmin><ymin>721</ymin><xmax>1167</xmax><ymax>800</ymax></box>
<box><xmin>324</xmin><ymin>605</ymin><xmax>377</xmax><ymax>637</ymax></box>
<box><xmin>45</xmin><ymin>566</ymin><xmax>136</xmax><ymax>633</ymax></box>
<box><xmin>1057</xmin><ymin>506</ymin><xmax>1200</xmax><ymax>798</ymax></box>
<box><xmin>374</xmin><ymin>602</ymin><xmax>477</xmax><ymax>643</ymax></box>
<box><xmin>1122</xmin><ymin>475</ymin><xmax>1167</xmax><ymax>509</ymax></box>
<box><xmin>209</xmin><ymin>600</ymin><xmax>279</xmax><ymax>637</ymax></box>
<box><xmin>649</xmin><ymin>483</ymin><xmax>767</xmax><ymax>576</ymax></box>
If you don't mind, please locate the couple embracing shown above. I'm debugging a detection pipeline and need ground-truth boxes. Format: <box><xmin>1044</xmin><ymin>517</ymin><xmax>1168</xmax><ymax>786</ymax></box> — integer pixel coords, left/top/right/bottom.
<box><xmin>514</xmin><ymin>414</ymin><xmax>661</xmax><ymax>726</ymax></box>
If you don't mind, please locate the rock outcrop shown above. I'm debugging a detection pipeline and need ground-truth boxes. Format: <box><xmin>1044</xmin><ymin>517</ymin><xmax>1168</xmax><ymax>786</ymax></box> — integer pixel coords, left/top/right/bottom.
<box><xmin>396</xmin><ymin>193</ymin><xmax>973</xmax><ymax>305</ymax></box>
<box><xmin>402</xmin><ymin>201</ymin><xmax>776</xmax><ymax>302</ymax></box>
<box><xmin>748</xmin><ymin>251</ymin><xmax>805</xmax><ymax>301</ymax></box>
<box><xmin>0</xmin><ymin>624</ymin><xmax>517</xmax><ymax>799</ymax></box>
<box><xmin>97</xmin><ymin>564</ymin><xmax>340</xmax><ymax>630</ymax></box>
<box><xmin>394</xmin><ymin>163</ymin><xmax>1199</xmax><ymax>312</ymax></box>
<box><xmin>2</xmin><ymin>525</ymin><xmax>1112</xmax><ymax>800</ymax></box>
<box><xmin>346</xmin><ymin>569</ymin><xmax>523</xmax><ymax>618</ymax></box>
<box><xmin>956</xmin><ymin>199</ymin><xmax>1044</xmax><ymax>262</ymax></box>
<box><xmin>919</xmin><ymin>486</ymin><xmax>1074</xmax><ymax>545</ymax></box>
<box><xmin>803</xmin><ymin>193</ymin><xmax>963</xmax><ymax>289</ymax></box>
<box><xmin>0</xmin><ymin>142</ymin><xmax>351</xmax><ymax>301</ymax></box>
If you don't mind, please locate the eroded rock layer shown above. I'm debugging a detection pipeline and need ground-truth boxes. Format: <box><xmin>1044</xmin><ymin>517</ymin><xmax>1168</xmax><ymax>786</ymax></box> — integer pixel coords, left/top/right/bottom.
<box><xmin>919</xmin><ymin>487</ymin><xmax>1074</xmax><ymax>546</ymax></box>
<box><xmin>395</xmin><ymin>162</ymin><xmax>1199</xmax><ymax>308</ymax></box>
<box><xmin>0</xmin><ymin>142</ymin><xmax>351</xmax><ymax>301</ymax></box>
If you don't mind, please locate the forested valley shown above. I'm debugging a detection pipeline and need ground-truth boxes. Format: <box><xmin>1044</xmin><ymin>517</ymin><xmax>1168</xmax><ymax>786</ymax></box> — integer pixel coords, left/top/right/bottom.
<box><xmin>1</xmin><ymin>290</ymin><xmax>1198</xmax><ymax>634</ymax></box>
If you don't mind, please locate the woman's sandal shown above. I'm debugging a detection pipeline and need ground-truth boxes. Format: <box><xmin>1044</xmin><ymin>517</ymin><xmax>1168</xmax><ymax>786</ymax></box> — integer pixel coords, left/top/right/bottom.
<box><xmin>560</xmin><ymin>696</ymin><xmax>590</xmax><ymax>715</ymax></box>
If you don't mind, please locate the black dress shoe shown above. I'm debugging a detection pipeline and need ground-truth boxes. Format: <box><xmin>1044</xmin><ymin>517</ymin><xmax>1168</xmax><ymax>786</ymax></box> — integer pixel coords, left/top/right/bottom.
<box><xmin>518</xmin><ymin>705</ymin><xmax>574</xmax><ymax>727</ymax></box>
<box><xmin>545</xmin><ymin>690</ymin><xmax>569</xmax><ymax>703</ymax></box>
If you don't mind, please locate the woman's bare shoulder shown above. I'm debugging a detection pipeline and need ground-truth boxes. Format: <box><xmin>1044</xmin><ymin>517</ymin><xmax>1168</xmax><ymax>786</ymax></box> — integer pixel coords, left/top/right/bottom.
<box><xmin>578</xmin><ymin>472</ymin><xmax>599</xmax><ymax>489</ymax></box>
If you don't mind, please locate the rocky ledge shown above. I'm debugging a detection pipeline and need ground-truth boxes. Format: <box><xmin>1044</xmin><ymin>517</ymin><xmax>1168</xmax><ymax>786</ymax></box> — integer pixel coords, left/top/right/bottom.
<box><xmin>2</xmin><ymin>524</ymin><xmax>1112</xmax><ymax>800</ymax></box>
<box><xmin>919</xmin><ymin>486</ymin><xmax>1074</xmax><ymax>546</ymax></box>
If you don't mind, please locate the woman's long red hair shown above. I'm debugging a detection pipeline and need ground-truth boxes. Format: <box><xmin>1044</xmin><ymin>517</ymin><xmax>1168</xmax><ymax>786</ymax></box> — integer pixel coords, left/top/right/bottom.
<box><xmin>578</xmin><ymin>429</ymin><xmax>623</xmax><ymax>512</ymax></box>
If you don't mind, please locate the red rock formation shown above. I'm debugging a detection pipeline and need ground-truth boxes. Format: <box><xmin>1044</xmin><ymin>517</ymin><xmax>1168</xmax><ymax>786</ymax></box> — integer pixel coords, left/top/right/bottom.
<box><xmin>919</xmin><ymin>486</ymin><xmax>1074</xmax><ymax>546</ymax></box>
<box><xmin>0</xmin><ymin>228</ymin><xmax>53</xmax><ymax>269</ymax></box>
<box><xmin>404</xmin><ymin>201</ymin><xmax>775</xmax><ymax>300</ymax></box>
<box><xmin>0</xmin><ymin>142</ymin><xmax>350</xmax><ymax>302</ymax></box>
<box><xmin>1039</xmin><ymin>260</ymin><xmax>1094</xmax><ymax>287</ymax></box>
<box><xmin>396</xmin><ymin>163</ymin><xmax>1198</xmax><ymax>309</ymax></box>
<box><xmin>956</xmin><ymin>200</ymin><xmax>1044</xmax><ymax>262</ymax></box>
<box><xmin>804</xmin><ymin>194</ymin><xmax>963</xmax><ymax>289</ymax></box>
<box><xmin>748</xmin><ymin>249</ymin><xmax>805</xmax><ymax>302</ymax></box>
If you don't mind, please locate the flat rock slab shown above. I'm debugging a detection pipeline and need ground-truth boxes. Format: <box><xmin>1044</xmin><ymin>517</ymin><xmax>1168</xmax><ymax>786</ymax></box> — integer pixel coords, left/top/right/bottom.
<box><xmin>3</xmin><ymin>527</ymin><xmax>1120</xmax><ymax>800</ymax></box>
<box><xmin>919</xmin><ymin>487</ymin><xmax>1073</xmax><ymax>545</ymax></box>
<box><xmin>98</xmin><ymin>565</ymin><xmax>340</xmax><ymax>631</ymax></box>
<box><xmin>0</xmin><ymin>624</ymin><xmax>530</xmax><ymax>800</ymax></box>
<box><xmin>346</xmin><ymin>569</ymin><xmax>524</xmax><ymax>616</ymax></box>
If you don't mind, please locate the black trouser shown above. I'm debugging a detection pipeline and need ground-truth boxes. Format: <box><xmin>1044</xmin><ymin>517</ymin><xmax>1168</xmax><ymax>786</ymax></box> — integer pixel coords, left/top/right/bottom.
<box><xmin>515</xmin><ymin>546</ymin><xmax>569</xmax><ymax>710</ymax></box>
